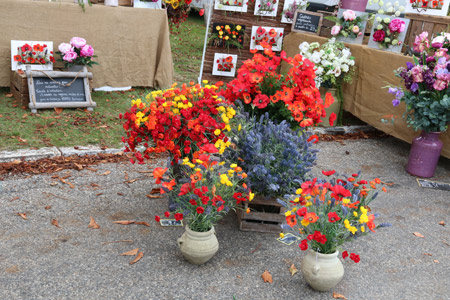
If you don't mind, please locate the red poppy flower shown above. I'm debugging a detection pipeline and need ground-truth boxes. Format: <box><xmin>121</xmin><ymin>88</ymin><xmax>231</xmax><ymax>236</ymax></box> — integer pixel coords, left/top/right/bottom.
<box><xmin>367</xmin><ymin>214</ymin><xmax>376</xmax><ymax>232</ymax></box>
<box><xmin>300</xmin><ymin>118</ymin><xmax>313</xmax><ymax>127</ymax></box>
<box><xmin>256</xmin><ymin>26</ymin><xmax>266</xmax><ymax>35</ymax></box>
<box><xmin>200</xmin><ymin>143</ymin><xmax>219</xmax><ymax>153</ymax></box>
<box><xmin>189</xmin><ymin>199</ymin><xmax>197</xmax><ymax>206</ymax></box>
<box><xmin>155</xmin><ymin>215</ymin><xmax>161</xmax><ymax>222</ymax></box>
<box><xmin>301</xmin><ymin>178</ymin><xmax>317</xmax><ymax>195</ymax></box>
<box><xmin>268</xmin><ymin>28</ymin><xmax>277</xmax><ymax>37</ymax></box>
<box><xmin>307</xmin><ymin>134</ymin><xmax>319</xmax><ymax>144</ymax></box>
<box><xmin>13</xmin><ymin>55</ymin><xmax>21</xmax><ymax>62</ymax></box>
<box><xmin>153</xmin><ymin>167</ymin><xmax>168</xmax><ymax>184</ymax></box>
<box><xmin>318</xmin><ymin>235</ymin><xmax>327</xmax><ymax>244</ymax></box>
<box><xmin>196</xmin><ymin>206</ymin><xmax>205</xmax><ymax>214</ymax></box>
<box><xmin>190</xmin><ymin>171</ymin><xmax>202</xmax><ymax>183</ymax></box>
<box><xmin>304</xmin><ymin>212</ymin><xmax>319</xmax><ymax>224</ymax></box>
<box><xmin>225</xmin><ymin>56</ymin><xmax>233</xmax><ymax>63</ymax></box>
<box><xmin>299</xmin><ymin>239</ymin><xmax>308</xmax><ymax>251</ymax></box>
<box><xmin>297</xmin><ymin>207</ymin><xmax>307</xmax><ymax>217</ymax></box>
<box><xmin>330</xmin><ymin>184</ymin><xmax>351</xmax><ymax>200</ymax></box>
<box><xmin>164</xmin><ymin>211</ymin><xmax>170</xmax><ymax>218</ymax></box>
<box><xmin>242</xmin><ymin>93</ymin><xmax>252</xmax><ymax>104</ymax></box>
<box><xmin>161</xmin><ymin>179</ymin><xmax>176</xmax><ymax>193</ymax></box>
<box><xmin>253</xmin><ymin>94</ymin><xmax>270</xmax><ymax>109</ymax></box>
<box><xmin>33</xmin><ymin>44</ymin><xmax>44</xmax><ymax>52</ymax></box>
<box><xmin>233</xmin><ymin>192</ymin><xmax>246</xmax><ymax>204</ymax></box>
<box><xmin>342</xmin><ymin>251</ymin><xmax>348</xmax><ymax>259</ymax></box>
<box><xmin>286</xmin><ymin>214</ymin><xmax>297</xmax><ymax>227</ymax></box>
<box><xmin>328</xmin><ymin>212</ymin><xmax>341</xmax><ymax>223</ymax></box>
<box><xmin>174</xmin><ymin>213</ymin><xmax>183</xmax><ymax>221</ymax></box>
<box><xmin>322</xmin><ymin>170</ymin><xmax>336</xmax><ymax>176</ymax></box>
<box><xmin>329</xmin><ymin>112</ymin><xmax>337</xmax><ymax>126</ymax></box>
<box><xmin>350</xmin><ymin>253</ymin><xmax>360</xmax><ymax>263</ymax></box>
<box><xmin>324</xmin><ymin>92</ymin><xmax>334</xmax><ymax>108</ymax></box>
<box><xmin>179</xmin><ymin>182</ymin><xmax>194</xmax><ymax>196</ymax></box>
<box><xmin>307</xmin><ymin>234</ymin><xmax>313</xmax><ymax>240</ymax></box>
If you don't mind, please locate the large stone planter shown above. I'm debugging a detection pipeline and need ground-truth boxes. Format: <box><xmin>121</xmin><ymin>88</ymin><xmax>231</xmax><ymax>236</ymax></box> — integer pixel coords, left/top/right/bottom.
<box><xmin>301</xmin><ymin>250</ymin><xmax>344</xmax><ymax>291</ymax></box>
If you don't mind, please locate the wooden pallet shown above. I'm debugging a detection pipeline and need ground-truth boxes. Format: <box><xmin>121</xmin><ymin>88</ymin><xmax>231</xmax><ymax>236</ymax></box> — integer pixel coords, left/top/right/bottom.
<box><xmin>403</xmin><ymin>13</ymin><xmax>450</xmax><ymax>52</ymax></box>
<box><xmin>236</xmin><ymin>195</ymin><xmax>286</xmax><ymax>233</ymax></box>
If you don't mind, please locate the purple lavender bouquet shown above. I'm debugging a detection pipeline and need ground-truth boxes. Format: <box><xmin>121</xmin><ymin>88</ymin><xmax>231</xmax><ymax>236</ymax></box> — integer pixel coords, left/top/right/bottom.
<box><xmin>387</xmin><ymin>32</ymin><xmax>450</xmax><ymax>133</ymax></box>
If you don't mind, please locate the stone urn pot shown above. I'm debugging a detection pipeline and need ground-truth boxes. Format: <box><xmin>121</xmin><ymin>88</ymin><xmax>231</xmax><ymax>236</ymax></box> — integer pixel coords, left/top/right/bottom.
<box><xmin>301</xmin><ymin>250</ymin><xmax>344</xmax><ymax>291</ymax></box>
<box><xmin>177</xmin><ymin>225</ymin><xmax>219</xmax><ymax>265</ymax></box>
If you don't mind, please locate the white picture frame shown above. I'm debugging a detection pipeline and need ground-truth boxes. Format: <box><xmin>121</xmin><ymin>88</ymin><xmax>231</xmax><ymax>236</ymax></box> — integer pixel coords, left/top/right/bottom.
<box><xmin>214</xmin><ymin>0</ymin><xmax>248</xmax><ymax>12</ymax></box>
<box><xmin>367</xmin><ymin>15</ymin><xmax>410</xmax><ymax>53</ymax></box>
<box><xmin>335</xmin><ymin>9</ymin><xmax>369</xmax><ymax>45</ymax></box>
<box><xmin>134</xmin><ymin>0</ymin><xmax>162</xmax><ymax>9</ymax></box>
<box><xmin>281</xmin><ymin>0</ymin><xmax>308</xmax><ymax>24</ymax></box>
<box><xmin>405</xmin><ymin>0</ymin><xmax>450</xmax><ymax>16</ymax></box>
<box><xmin>250</xmin><ymin>26</ymin><xmax>284</xmax><ymax>52</ymax></box>
<box><xmin>254</xmin><ymin>0</ymin><xmax>279</xmax><ymax>16</ymax></box>
<box><xmin>212</xmin><ymin>53</ymin><xmax>238</xmax><ymax>77</ymax></box>
<box><xmin>11</xmin><ymin>40</ymin><xmax>53</xmax><ymax>71</ymax></box>
<box><xmin>365</xmin><ymin>0</ymin><xmax>406</xmax><ymax>16</ymax></box>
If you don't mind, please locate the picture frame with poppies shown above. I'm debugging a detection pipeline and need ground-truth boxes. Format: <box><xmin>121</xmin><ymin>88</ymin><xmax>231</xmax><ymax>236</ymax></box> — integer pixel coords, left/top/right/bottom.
<box><xmin>210</xmin><ymin>23</ymin><xmax>246</xmax><ymax>50</ymax></box>
<box><xmin>405</xmin><ymin>0</ymin><xmax>450</xmax><ymax>16</ymax></box>
<box><xmin>214</xmin><ymin>0</ymin><xmax>248</xmax><ymax>12</ymax></box>
<box><xmin>254</xmin><ymin>0</ymin><xmax>279</xmax><ymax>17</ymax></box>
<box><xmin>212</xmin><ymin>53</ymin><xmax>238</xmax><ymax>77</ymax></box>
<box><xmin>11</xmin><ymin>40</ymin><xmax>54</xmax><ymax>71</ymax></box>
<box><xmin>250</xmin><ymin>26</ymin><xmax>284</xmax><ymax>52</ymax></box>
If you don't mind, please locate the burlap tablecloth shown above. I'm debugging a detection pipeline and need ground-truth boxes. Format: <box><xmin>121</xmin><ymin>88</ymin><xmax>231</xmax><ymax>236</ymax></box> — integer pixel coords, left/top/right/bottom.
<box><xmin>282</xmin><ymin>33</ymin><xmax>450</xmax><ymax>159</ymax></box>
<box><xmin>1</xmin><ymin>0</ymin><xmax>173</xmax><ymax>88</ymax></box>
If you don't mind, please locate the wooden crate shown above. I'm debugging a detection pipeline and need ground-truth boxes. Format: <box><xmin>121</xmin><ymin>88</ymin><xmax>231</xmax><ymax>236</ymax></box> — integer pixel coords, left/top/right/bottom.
<box><xmin>10</xmin><ymin>71</ymin><xmax>28</xmax><ymax>106</ymax></box>
<box><xmin>236</xmin><ymin>196</ymin><xmax>286</xmax><ymax>233</ymax></box>
<box><xmin>118</xmin><ymin>0</ymin><xmax>133</xmax><ymax>6</ymax></box>
<box><xmin>403</xmin><ymin>13</ymin><xmax>450</xmax><ymax>52</ymax></box>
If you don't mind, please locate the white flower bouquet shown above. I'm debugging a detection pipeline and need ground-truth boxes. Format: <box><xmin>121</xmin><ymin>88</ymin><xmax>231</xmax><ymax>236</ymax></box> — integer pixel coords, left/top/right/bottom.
<box><xmin>299</xmin><ymin>38</ymin><xmax>356</xmax><ymax>88</ymax></box>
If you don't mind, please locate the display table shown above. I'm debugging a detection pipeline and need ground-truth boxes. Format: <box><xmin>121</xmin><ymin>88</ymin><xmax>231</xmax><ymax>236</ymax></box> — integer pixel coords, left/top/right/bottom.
<box><xmin>0</xmin><ymin>0</ymin><xmax>173</xmax><ymax>88</ymax></box>
<box><xmin>283</xmin><ymin>33</ymin><xmax>450</xmax><ymax>159</ymax></box>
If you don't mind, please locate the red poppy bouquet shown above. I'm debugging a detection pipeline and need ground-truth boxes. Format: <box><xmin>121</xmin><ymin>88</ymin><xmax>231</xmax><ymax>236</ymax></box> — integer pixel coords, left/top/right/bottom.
<box><xmin>280</xmin><ymin>171</ymin><xmax>390</xmax><ymax>260</ymax></box>
<box><xmin>14</xmin><ymin>43</ymin><xmax>55</xmax><ymax>66</ymax></box>
<box><xmin>153</xmin><ymin>155</ymin><xmax>253</xmax><ymax>232</ymax></box>
<box><xmin>220</xmin><ymin>42</ymin><xmax>333</xmax><ymax>128</ymax></box>
<box><xmin>121</xmin><ymin>81</ymin><xmax>236</xmax><ymax>165</ymax></box>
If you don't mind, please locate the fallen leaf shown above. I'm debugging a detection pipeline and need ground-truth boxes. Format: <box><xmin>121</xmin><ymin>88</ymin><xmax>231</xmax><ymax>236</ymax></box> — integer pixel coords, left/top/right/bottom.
<box><xmin>101</xmin><ymin>170</ymin><xmax>111</xmax><ymax>176</ymax></box>
<box><xmin>150</xmin><ymin>188</ymin><xmax>160</xmax><ymax>194</ymax></box>
<box><xmin>120</xmin><ymin>248</ymin><xmax>139</xmax><ymax>256</ymax></box>
<box><xmin>86</xmin><ymin>167</ymin><xmax>98</xmax><ymax>172</ymax></box>
<box><xmin>124</xmin><ymin>172</ymin><xmax>129</xmax><ymax>181</ymax></box>
<box><xmin>51</xmin><ymin>219</ymin><xmax>60</xmax><ymax>228</ymax></box>
<box><xmin>54</xmin><ymin>107</ymin><xmax>63</xmax><ymax>114</ymax></box>
<box><xmin>126</xmin><ymin>179</ymin><xmax>137</xmax><ymax>183</ymax></box>
<box><xmin>10</xmin><ymin>196</ymin><xmax>19</xmax><ymax>202</ymax></box>
<box><xmin>129</xmin><ymin>252</ymin><xmax>144</xmax><ymax>265</ymax></box>
<box><xmin>90</xmin><ymin>183</ymin><xmax>100</xmax><ymax>187</ymax></box>
<box><xmin>135</xmin><ymin>221</ymin><xmax>150</xmax><ymax>227</ymax></box>
<box><xmin>17</xmin><ymin>213</ymin><xmax>27</xmax><ymax>220</ymax></box>
<box><xmin>74</xmin><ymin>163</ymin><xmax>83</xmax><ymax>170</ymax></box>
<box><xmin>12</xmin><ymin>159</ymin><xmax>21</xmax><ymax>164</ymax></box>
<box><xmin>117</xmin><ymin>192</ymin><xmax>124</xmax><ymax>196</ymax></box>
<box><xmin>102</xmin><ymin>240</ymin><xmax>133</xmax><ymax>245</ymax></box>
<box><xmin>289</xmin><ymin>264</ymin><xmax>298</xmax><ymax>276</ymax></box>
<box><xmin>66</xmin><ymin>181</ymin><xmax>75</xmax><ymax>189</ymax></box>
<box><xmin>114</xmin><ymin>220</ymin><xmax>135</xmax><ymax>225</ymax></box>
<box><xmin>261</xmin><ymin>270</ymin><xmax>273</xmax><ymax>283</ymax></box>
<box><xmin>5</xmin><ymin>93</ymin><xmax>13</xmax><ymax>98</ymax></box>
<box><xmin>45</xmin><ymin>205</ymin><xmax>51</xmax><ymax>210</ymax></box>
<box><xmin>434</xmin><ymin>259</ymin><xmax>440</xmax><ymax>263</ymax></box>
<box><xmin>146</xmin><ymin>194</ymin><xmax>162</xmax><ymax>199</ymax></box>
<box><xmin>423</xmin><ymin>253</ymin><xmax>433</xmax><ymax>256</ymax></box>
<box><xmin>50</xmin><ymin>182</ymin><xmax>58</xmax><ymax>186</ymax></box>
<box><xmin>413</xmin><ymin>232</ymin><xmax>425</xmax><ymax>238</ymax></box>
<box><xmin>88</xmin><ymin>217</ymin><xmax>100</xmax><ymax>229</ymax></box>
<box><xmin>96</xmin><ymin>193</ymin><xmax>103</xmax><ymax>196</ymax></box>
<box><xmin>438</xmin><ymin>221</ymin><xmax>445</xmax><ymax>226</ymax></box>
<box><xmin>333</xmin><ymin>292</ymin><xmax>347</xmax><ymax>300</ymax></box>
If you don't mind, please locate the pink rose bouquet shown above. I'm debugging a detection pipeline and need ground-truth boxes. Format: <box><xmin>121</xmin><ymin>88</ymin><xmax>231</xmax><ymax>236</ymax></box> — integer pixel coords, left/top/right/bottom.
<box><xmin>55</xmin><ymin>37</ymin><xmax>98</xmax><ymax>69</ymax></box>
<box><xmin>372</xmin><ymin>17</ymin><xmax>406</xmax><ymax>49</ymax></box>
<box><xmin>342</xmin><ymin>9</ymin><xmax>356</xmax><ymax>21</ymax></box>
<box><xmin>326</xmin><ymin>10</ymin><xmax>367</xmax><ymax>40</ymax></box>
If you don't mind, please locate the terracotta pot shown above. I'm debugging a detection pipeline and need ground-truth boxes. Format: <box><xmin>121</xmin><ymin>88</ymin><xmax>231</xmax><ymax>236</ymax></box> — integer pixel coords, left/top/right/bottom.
<box><xmin>301</xmin><ymin>250</ymin><xmax>344</xmax><ymax>291</ymax></box>
<box><xmin>177</xmin><ymin>225</ymin><xmax>219</xmax><ymax>265</ymax></box>
<box><xmin>319</xmin><ymin>87</ymin><xmax>340</xmax><ymax>127</ymax></box>
<box><xmin>406</xmin><ymin>131</ymin><xmax>443</xmax><ymax>178</ymax></box>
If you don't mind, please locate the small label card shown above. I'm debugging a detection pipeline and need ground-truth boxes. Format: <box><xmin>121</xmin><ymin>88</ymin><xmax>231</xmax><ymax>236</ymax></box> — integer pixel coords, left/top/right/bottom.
<box><xmin>277</xmin><ymin>233</ymin><xmax>300</xmax><ymax>245</ymax></box>
<box><xmin>159</xmin><ymin>219</ymin><xmax>184</xmax><ymax>227</ymax></box>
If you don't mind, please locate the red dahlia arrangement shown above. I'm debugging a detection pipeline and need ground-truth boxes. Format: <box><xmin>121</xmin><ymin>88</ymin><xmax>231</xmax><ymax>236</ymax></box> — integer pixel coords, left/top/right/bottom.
<box><xmin>120</xmin><ymin>81</ymin><xmax>236</xmax><ymax>165</ymax></box>
<box><xmin>220</xmin><ymin>42</ymin><xmax>333</xmax><ymax>128</ymax></box>
<box><xmin>279</xmin><ymin>171</ymin><xmax>391</xmax><ymax>261</ymax></box>
<box><xmin>153</xmin><ymin>155</ymin><xmax>253</xmax><ymax>232</ymax></box>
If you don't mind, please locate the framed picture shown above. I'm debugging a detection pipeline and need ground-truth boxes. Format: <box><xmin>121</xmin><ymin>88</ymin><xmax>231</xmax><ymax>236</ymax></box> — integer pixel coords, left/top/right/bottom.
<box><xmin>212</xmin><ymin>53</ymin><xmax>238</xmax><ymax>77</ymax></box>
<box><xmin>254</xmin><ymin>0</ymin><xmax>279</xmax><ymax>16</ymax></box>
<box><xmin>405</xmin><ymin>0</ymin><xmax>450</xmax><ymax>16</ymax></box>
<box><xmin>334</xmin><ymin>9</ymin><xmax>369</xmax><ymax>45</ymax></box>
<box><xmin>134</xmin><ymin>0</ymin><xmax>162</xmax><ymax>9</ymax></box>
<box><xmin>366</xmin><ymin>0</ymin><xmax>406</xmax><ymax>16</ymax></box>
<box><xmin>250</xmin><ymin>26</ymin><xmax>284</xmax><ymax>51</ymax></box>
<box><xmin>210</xmin><ymin>23</ymin><xmax>246</xmax><ymax>49</ymax></box>
<box><xmin>214</xmin><ymin>0</ymin><xmax>248</xmax><ymax>12</ymax></box>
<box><xmin>11</xmin><ymin>40</ymin><xmax>54</xmax><ymax>71</ymax></box>
<box><xmin>368</xmin><ymin>15</ymin><xmax>410</xmax><ymax>53</ymax></box>
<box><xmin>281</xmin><ymin>0</ymin><xmax>308</xmax><ymax>23</ymax></box>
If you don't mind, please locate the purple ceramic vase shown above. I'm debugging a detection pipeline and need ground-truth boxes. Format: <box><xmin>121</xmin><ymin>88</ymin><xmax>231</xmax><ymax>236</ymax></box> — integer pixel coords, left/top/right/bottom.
<box><xmin>340</xmin><ymin>0</ymin><xmax>369</xmax><ymax>12</ymax></box>
<box><xmin>406</xmin><ymin>131</ymin><xmax>443</xmax><ymax>178</ymax></box>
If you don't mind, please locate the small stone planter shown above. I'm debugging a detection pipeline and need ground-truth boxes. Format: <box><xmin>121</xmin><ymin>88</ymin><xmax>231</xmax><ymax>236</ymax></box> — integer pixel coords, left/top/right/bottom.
<box><xmin>301</xmin><ymin>250</ymin><xmax>344</xmax><ymax>291</ymax></box>
<box><xmin>177</xmin><ymin>225</ymin><xmax>219</xmax><ymax>265</ymax></box>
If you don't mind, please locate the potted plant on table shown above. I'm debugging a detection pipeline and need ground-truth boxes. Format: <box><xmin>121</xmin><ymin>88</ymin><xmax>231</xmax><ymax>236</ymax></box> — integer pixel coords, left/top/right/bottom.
<box><xmin>299</xmin><ymin>38</ymin><xmax>356</xmax><ymax>126</ymax></box>
<box><xmin>56</xmin><ymin>37</ymin><xmax>98</xmax><ymax>72</ymax></box>
<box><xmin>386</xmin><ymin>31</ymin><xmax>450</xmax><ymax>177</ymax></box>
<box><xmin>279</xmin><ymin>171</ymin><xmax>390</xmax><ymax>291</ymax></box>
<box><xmin>153</xmin><ymin>155</ymin><xmax>251</xmax><ymax>264</ymax></box>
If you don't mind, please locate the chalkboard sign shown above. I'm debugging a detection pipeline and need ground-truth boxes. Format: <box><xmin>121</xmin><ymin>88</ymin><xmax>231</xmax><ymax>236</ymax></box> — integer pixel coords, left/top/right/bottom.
<box><xmin>417</xmin><ymin>179</ymin><xmax>450</xmax><ymax>191</ymax></box>
<box><xmin>34</xmin><ymin>77</ymin><xmax>86</xmax><ymax>103</ymax></box>
<box><xmin>25</xmin><ymin>67</ymin><xmax>96</xmax><ymax>113</ymax></box>
<box><xmin>291</xmin><ymin>10</ymin><xmax>323</xmax><ymax>35</ymax></box>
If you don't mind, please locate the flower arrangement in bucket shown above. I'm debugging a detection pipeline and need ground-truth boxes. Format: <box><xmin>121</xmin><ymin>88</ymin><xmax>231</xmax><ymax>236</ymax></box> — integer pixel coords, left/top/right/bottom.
<box><xmin>386</xmin><ymin>31</ymin><xmax>450</xmax><ymax>177</ymax></box>
<box><xmin>209</xmin><ymin>24</ymin><xmax>245</xmax><ymax>50</ymax></box>
<box><xmin>299</xmin><ymin>38</ymin><xmax>356</xmax><ymax>126</ymax></box>
<box><xmin>153</xmin><ymin>155</ymin><xmax>252</xmax><ymax>264</ymax></box>
<box><xmin>56</xmin><ymin>37</ymin><xmax>98</xmax><ymax>70</ymax></box>
<box><xmin>326</xmin><ymin>9</ymin><xmax>366</xmax><ymax>40</ymax></box>
<box><xmin>220</xmin><ymin>41</ymin><xmax>333</xmax><ymax>128</ymax></box>
<box><xmin>279</xmin><ymin>171</ymin><xmax>390</xmax><ymax>291</ymax></box>
<box><xmin>372</xmin><ymin>17</ymin><xmax>406</xmax><ymax>49</ymax></box>
<box><xmin>14</xmin><ymin>43</ymin><xmax>55</xmax><ymax>66</ymax></box>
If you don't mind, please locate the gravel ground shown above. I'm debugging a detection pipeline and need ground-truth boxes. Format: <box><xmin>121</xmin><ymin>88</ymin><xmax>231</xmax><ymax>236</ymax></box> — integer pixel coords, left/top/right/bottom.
<box><xmin>0</xmin><ymin>136</ymin><xmax>449</xmax><ymax>300</ymax></box>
